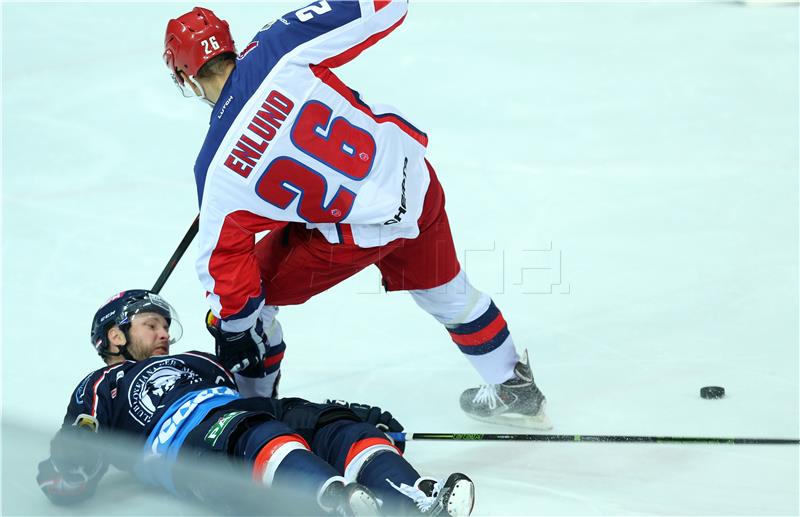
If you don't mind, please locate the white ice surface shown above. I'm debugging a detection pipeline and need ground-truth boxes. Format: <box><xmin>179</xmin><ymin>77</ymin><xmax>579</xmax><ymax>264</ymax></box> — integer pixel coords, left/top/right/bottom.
<box><xmin>2</xmin><ymin>1</ymin><xmax>798</xmax><ymax>515</ymax></box>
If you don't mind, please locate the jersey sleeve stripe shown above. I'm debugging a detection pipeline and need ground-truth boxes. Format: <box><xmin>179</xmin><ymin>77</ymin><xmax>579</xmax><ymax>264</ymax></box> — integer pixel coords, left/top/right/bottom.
<box><xmin>90</xmin><ymin>363</ymin><xmax>125</xmax><ymax>417</ymax></box>
<box><xmin>315</xmin><ymin>12</ymin><xmax>407</xmax><ymax>69</ymax></box>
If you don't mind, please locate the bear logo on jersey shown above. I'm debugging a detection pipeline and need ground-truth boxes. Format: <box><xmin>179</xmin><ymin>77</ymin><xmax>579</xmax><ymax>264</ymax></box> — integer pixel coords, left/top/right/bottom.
<box><xmin>128</xmin><ymin>358</ymin><xmax>201</xmax><ymax>425</ymax></box>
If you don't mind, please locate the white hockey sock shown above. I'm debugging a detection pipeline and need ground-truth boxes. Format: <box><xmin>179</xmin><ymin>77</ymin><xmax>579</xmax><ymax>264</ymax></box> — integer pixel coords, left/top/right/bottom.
<box><xmin>410</xmin><ymin>270</ymin><xmax>520</xmax><ymax>384</ymax></box>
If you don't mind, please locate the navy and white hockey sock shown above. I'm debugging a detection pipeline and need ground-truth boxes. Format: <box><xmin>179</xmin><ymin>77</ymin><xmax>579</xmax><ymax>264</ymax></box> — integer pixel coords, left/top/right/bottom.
<box><xmin>410</xmin><ymin>270</ymin><xmax>519</xmax><ymax>384</ymax></box>
<box><xmin>446</xmin><ymin>301</ymin><xmax>518</xmax><ymax>384</ymax></box>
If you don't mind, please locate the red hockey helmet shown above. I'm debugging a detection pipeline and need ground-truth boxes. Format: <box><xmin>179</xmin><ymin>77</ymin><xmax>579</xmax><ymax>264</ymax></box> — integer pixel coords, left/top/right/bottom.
<box><xmin>163</xmin><ymin>7</ymin><xmax>236</xmax><ymax>86</ymax></box>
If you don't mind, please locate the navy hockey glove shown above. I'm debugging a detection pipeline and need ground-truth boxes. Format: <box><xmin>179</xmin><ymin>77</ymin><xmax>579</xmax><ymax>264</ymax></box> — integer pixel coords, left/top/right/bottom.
<box><xmin>37</xmin><ymin>416</ymin><xmax>107</xmax><ymax>505</ymax></box>
<box><xmin>326</xmin><ymin>400</ymin><xmax>406</xmax><ymax>453</ymax></box>
<box><xmin>206</xmin><ymin>310</ymin><xmax>266</xmax><ymax>376</ymax></box>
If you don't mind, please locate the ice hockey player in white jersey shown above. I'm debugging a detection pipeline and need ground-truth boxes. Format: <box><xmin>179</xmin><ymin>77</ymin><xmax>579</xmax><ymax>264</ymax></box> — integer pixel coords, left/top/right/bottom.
<box><xmin>163</xmin><ymin>0</ymin><xmax>550</xmax><ymax>428</ymax></box>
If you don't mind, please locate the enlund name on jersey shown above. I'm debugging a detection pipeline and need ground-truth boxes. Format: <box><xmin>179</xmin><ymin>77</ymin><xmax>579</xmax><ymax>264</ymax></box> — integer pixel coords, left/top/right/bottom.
<box><xmin>196</xmin><ymin>0</ymin><xmax>431</xmax><ymax>251</ymax></box>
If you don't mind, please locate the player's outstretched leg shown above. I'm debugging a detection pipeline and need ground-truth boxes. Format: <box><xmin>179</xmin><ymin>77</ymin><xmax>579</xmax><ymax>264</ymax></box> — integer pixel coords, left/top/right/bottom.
<box><xmin>313</xmin><ymin>420</ymin><xmax>474</xmax><ymax>515</ymax></box>
<box><xmin>409</xmin><ymin>271</ymin><xmax>551</xmax><ymax>429</ymax></box>
<box><xmin>239</xmin><ymin>421</ymin><xmax>380</xmax><ymax>515</ymax></box>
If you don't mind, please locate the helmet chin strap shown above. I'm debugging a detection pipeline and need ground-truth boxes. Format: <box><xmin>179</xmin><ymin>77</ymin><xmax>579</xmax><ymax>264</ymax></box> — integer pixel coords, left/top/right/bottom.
<box><xmin>176</xmin><ymin>74</ymin><xmax>215</xmax><ymax>107</ymax></box>
<box><xmin>189</xmin><ymin>76</ymin><xmax>216</xmax><ymax>107</ymax></box>
<box><xmin>104</xmin><ymin>346</ymin><xmax>135</xmax><ymax>361</ymax></box>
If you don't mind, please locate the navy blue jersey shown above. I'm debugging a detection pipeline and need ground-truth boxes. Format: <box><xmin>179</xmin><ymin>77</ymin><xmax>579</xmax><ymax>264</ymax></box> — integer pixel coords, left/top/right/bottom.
<box><xmin>63</xmin><ymin>352</ymin><xmax>236</xmax><ymax>443</ymax></box>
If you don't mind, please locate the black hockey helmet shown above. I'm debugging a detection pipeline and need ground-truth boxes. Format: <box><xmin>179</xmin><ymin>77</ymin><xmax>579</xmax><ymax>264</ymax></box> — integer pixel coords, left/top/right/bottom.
<box><xmin>90</xmin><ymin>289</ymin><xmax>183</xmax><ymax>358</ymax></box>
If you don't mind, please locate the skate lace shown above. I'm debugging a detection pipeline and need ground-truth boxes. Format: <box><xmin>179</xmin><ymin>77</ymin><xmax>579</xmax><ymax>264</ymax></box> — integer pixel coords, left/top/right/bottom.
<box><xmin>472</xmin><ymin>384</ymin><xmax>502</xmax><ymax>409</ymax></box>
<box><xmin>387</xmin><ymin>479</ymin><xmax>440</xmax><ymax>513</ymax></box>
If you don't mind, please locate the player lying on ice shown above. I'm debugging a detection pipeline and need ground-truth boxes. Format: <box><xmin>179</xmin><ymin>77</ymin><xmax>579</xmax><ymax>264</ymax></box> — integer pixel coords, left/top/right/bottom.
<box><xmin>36</xmin><ymin>290</ymin><xmax>475</xmax><ymax>516</ymax></box>
<box><xmin>162</xmin><ymin>0</ymin><xmax>550</xmax><ymax>429</ymax></box>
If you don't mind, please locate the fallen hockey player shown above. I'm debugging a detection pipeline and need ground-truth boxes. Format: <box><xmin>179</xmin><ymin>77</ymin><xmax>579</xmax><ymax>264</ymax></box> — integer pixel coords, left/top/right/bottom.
<box><xmin>37</xmin><ymin>290</ymin><xmax>475</xmax><ymax>516</ymax></box>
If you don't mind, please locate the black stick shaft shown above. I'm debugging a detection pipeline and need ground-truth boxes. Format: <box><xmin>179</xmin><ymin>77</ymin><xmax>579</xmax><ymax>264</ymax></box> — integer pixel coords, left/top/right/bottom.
<box><xmin>151</xmin><ymin>215</ymin><xmax>200</xmax><ymax>294</ymax></box>
<box><xmin>387</xmin><ymin>432</ymin><xmax>799</xmax><ymax>445</ymax></box>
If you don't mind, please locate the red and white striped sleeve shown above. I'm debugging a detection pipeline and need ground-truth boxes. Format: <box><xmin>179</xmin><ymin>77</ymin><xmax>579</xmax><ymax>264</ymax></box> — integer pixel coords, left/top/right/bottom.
<box><xmin>289</xmin><ymin>0</ymin><xmax>409</xmax><ymax>69</ymax></box>
<box><xmin>196</xmin><ymin>208</ymin><xmax>282</xmax><ymax>332</ymax></box>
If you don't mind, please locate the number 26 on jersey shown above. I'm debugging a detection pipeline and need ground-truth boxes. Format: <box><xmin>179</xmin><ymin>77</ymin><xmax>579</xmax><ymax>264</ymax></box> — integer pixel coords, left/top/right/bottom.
<box><xmin>256</xmin><ymin>100</ymin><xmax>377</xmax><ymax>223</ymax></box>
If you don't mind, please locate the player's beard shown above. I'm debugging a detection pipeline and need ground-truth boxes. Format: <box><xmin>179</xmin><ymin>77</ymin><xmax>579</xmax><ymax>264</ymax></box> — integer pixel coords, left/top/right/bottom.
<box><xmin>127</xmin><ymin>338</ymin><xmax>169</xmax><ymax>361</ymax></box>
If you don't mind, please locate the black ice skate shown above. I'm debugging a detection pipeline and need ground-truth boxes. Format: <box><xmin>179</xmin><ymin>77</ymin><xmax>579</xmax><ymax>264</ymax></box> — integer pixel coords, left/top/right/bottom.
<box><xmin>319</xmin><ymin>478</ymin><xmax>380</xmax><ymax>516</ymax></box>
<box><xmin>459</xmin><ymin>350</ymin><xmax>552</xmax><ymax>429</ymax></box>
<box><xmin>390</xmin><ymin>473</ymin><xmax>475</xmax><ymax>516</ymax></box>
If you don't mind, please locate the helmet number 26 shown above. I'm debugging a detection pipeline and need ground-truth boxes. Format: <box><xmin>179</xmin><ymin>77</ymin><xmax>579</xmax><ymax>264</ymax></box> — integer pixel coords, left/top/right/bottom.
<box><xmin>201</xmin><ymin>36</ymin><xmax>221</xmax><ymax>55</ymax></box>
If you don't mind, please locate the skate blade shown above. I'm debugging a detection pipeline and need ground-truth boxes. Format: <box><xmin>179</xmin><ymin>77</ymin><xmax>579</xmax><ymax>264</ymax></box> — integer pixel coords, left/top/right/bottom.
<box><xmin>464</xmin><ymin>409</ymin><xmax>553</xmax><ymax>430</ymax></box>
<box><xmin>444</xmin><ymin>477</ymin><xmax>475</xmax><ymax>516</ymax></box>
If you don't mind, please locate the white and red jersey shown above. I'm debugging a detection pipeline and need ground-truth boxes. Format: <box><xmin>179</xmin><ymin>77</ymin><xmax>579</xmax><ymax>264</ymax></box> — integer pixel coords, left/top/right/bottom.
<box><xmin>193</xmin><ymin>0</ymin><xmax>429</xmax><ymax>329</ymax></box>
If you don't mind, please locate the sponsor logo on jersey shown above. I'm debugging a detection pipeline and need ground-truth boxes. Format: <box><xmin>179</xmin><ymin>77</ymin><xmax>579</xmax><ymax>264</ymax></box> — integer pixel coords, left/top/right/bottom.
<box><xmin>237</xmin><ymin>41</ymin><xmax>259</xmax><ymax>61</ymax></box>
<box><xmin>223</xmin><ymin>90</ymin><xmax>296</xmax><ymax>179</ymax></box>
<box><xmin>217</xmin><ymin>95</ymin><xmax>234</xmax><ymax>120</ymax></box>
<box><xmin>204</xmin><ymin>410</ymin><xmax>246</xmax><ymax>446</ymax></box>
<box><xmin>150</xmin><ymin>386</ymin><xmax>237</xmax><ymax>455</ymax></box>
<box><xmin>384</xmin><ymin>158</ymin><xmax>408</xmax><ymax>225</ymax></box>
<box><xmin>259</xmin><ymin>17</ymin><xmax>289</xmax><ymax>32</ymax></box>
<box><xmin>128</xmin><ymin>358</ymin><xmax>201</xmax><ymax>425</ymax></box>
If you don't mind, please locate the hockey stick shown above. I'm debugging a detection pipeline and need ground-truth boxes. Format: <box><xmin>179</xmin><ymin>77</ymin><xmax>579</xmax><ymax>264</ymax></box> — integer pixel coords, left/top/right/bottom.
<box><xmin>151</xmin><ymin>215</ymin><xmax>200</xmax><ymax>294</ymax></box>
<box><xmin>386</xmin><ymin>432</ymin><xmax>799</xmax><ymax>445</ymax></box>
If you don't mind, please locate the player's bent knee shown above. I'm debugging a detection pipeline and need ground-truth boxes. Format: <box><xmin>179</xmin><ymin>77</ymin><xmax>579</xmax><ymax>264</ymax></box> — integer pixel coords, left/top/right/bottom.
<box><xmin>343</xmin><ymin>433</ymin><xmax>400</xmax><ymax>483</ymax></box>
<box><xmin>312</xmin><ymin>420</ymin><xmax>399</xmax><ymax>476</ymax></box>
<box><xmin>244</xmin><ymin>423</ymin><xmax>311</xmax><ymax>487</ymax></box>
<box><xmin>410</xmin><ymin>270</ymin><xmax>491</xmax><ymax>325</ymax></box>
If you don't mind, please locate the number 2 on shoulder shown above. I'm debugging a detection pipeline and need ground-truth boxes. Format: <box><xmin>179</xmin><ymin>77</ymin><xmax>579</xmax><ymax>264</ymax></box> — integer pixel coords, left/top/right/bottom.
<box><xmin>295</xmin><ymin>1</ymin><xmax>332</xmax><ymax>22</ymax></box>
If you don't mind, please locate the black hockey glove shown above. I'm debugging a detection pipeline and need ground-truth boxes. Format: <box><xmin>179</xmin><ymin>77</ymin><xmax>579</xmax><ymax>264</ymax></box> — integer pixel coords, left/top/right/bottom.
<box><xmin>326</xmin><ymin>400</ymin><xmax>406</xmax><ymax>453</ymax></box>
<box><xmin>37</xmin><ymin>416</ymin><xmax>107</xmax><ymax>505</ymax></box>
<box><xmin>206</xmin><ymin>310</ymin><xmax>266</xmax><ymax>376</ymax></box>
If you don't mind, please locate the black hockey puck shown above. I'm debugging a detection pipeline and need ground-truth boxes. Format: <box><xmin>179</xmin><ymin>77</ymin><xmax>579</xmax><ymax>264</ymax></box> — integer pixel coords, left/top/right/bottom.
<box><xmin>700</xmin><ymin>386</ymin><xmax>725</xmax><ymax>399</ymax></box>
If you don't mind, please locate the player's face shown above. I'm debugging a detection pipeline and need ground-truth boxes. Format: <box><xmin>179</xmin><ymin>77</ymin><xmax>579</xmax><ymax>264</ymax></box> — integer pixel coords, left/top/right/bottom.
<box><xmin>126</xmin><ymin>312</ymin><xmax>171</xmax><ymax>360</ymax></box>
